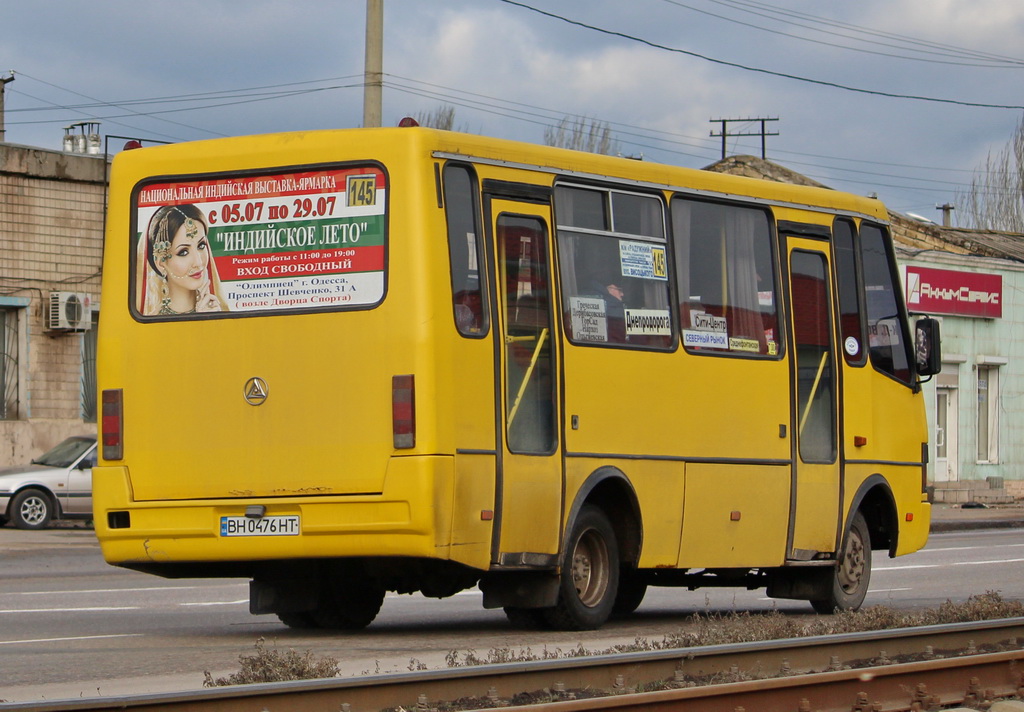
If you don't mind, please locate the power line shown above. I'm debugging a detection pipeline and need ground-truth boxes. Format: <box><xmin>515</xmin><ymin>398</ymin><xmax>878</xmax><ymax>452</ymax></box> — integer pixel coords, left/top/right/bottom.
<box><xmin>704</xmin><ymin>0</ymin><xmax>1024</xmax><ymax>66</ymax></box>
<box><xmin>497</xmin><ymin>0</ymin><xmax>1024</xmax><ymax>110</ymax></box>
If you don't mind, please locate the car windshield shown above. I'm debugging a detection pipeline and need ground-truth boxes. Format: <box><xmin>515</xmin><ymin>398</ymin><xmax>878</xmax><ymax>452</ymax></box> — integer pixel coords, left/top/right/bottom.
<box><xmin>32</xmin><ymin>437</ymin><xmax>95</xmax><ymax>467</ymax></box>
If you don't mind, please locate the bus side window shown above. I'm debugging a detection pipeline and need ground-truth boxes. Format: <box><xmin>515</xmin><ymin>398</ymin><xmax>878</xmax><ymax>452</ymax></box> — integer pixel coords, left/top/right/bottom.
<box><xmin>860</xmin><ymin>223</ymin><xmax>913</xmax><ymax>384</ymax></box>
<box><xmin>555</xmin><ymin>185</ymin><xmax>672</xmax><ymax>349</ymax></box>
<box><xmin>834</xmin><ymin>218</ymin><xmax>866</xmax><ymax>365</ymax></box>
<box><xmin>443</xmin><ymin>164</ymin><xmax>487</xmax><ymax>336</ymax></box>
<box><xmin>672</xmin><ymin>198</ymin><xmax>779</xmax><ymax>356</ymax></box>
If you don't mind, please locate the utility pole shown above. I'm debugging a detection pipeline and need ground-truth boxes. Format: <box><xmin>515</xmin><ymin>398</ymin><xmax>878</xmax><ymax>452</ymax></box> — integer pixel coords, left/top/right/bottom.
<box><xmin>0</xmin><ymin>73</ymin><xmax>15</xmax><ymax>143</ymax></box>
<box><xmin>709</xmin><ymin>117</ymin><xmax>779</xmax><ymax>160</ymax></box>
<box><xmin>363</xmin><ymin>0</ymin><xmax>383</xmax><ymax>128</ymax></box>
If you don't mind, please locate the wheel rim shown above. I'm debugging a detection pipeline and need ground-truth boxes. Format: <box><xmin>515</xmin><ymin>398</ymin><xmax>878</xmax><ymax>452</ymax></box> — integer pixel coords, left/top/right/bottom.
<box><xmin>19</xmin><ymin>495</ymin><xmax>47</xmax><ymax>526</ymax></box>
<box><xmin>837</xmin><ymin>526</ymin><xmax>866</xmax><ymax>595</ymax></box>
<box><xmin>571</xmin><ymin>527</ymin><xmax>611</xmax><ymax>608</ymax></box>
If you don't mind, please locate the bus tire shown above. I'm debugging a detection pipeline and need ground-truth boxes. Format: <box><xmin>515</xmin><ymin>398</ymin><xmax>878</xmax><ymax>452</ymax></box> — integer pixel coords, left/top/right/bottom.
<box><xmin>11</xmin><ymin>488</ymin><xmax>54</xmax><ymax>530</ymax></box>
<box><xmin>612</xmin><ymin>571</ymin><xmax>647</xmax><ymax>617</ymax></box>
<box><xmin>313</xmin><ymin>584</ymin><xmax>385</xmax><ymax>630</ymax></box>
<box><xmin>543</xmin><ymin>505</ymin><xmax>619</xmax><ymax>631</ymax></box>
<box><xmin>503</xmin><ymin>606</ymin><xmax>548</xmax><ymax>629</ymax></box>
<box><xmin>276</xmin><ymin>611</ymin><xmax>319</xmax><ymax>629</ymax></box>
<box><xmin>811</xmin><ymin>511</ymin><xmax>872</xmax><ymax>614</ymax></box>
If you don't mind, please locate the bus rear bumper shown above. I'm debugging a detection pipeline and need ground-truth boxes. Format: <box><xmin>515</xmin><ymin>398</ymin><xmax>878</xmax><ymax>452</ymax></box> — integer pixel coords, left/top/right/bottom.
<box><xmin>92</xmin><ymin>456</ymin><xmax>457</xmax><ymax>569</ymax></box>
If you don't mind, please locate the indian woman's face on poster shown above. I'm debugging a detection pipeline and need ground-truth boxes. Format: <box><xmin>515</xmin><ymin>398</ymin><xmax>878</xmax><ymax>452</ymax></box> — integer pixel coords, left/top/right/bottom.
<box><xmin>163</xmin><ymin>220</ymin><xmax>211</xmax><ymax>299</ymax></box>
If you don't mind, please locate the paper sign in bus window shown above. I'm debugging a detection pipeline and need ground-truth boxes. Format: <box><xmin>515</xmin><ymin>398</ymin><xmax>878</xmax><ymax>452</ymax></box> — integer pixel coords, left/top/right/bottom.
<box><xmin>625</xmin><ymin>309</ymin><xmax>671</xmax><ymax>336</ymax></box>
<box><xmin>618</xmin><ymin>241</ymin><xmax>668</xmax><ymax>281</ymax></box>
<box><xmin>569</xmin><ymin>296</ymin><xmax>608</xmax><ymax>342</ymax></box>
<box><xmin>690</xmin><ymin>310</ymin><xmax>727</xmax><ymax>333</ymax></box>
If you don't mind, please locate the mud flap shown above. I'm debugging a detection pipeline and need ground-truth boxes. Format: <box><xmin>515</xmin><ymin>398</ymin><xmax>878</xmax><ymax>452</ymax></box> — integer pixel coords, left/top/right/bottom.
<box><xmin>766</xmin><ymin>567</ymin><xmax>833</xmax><ymax>601</ymax></box>
<box><xmin>479</xmin><ymin>571</ymin><xmax>560</xmax><ymax>609</ymax></box>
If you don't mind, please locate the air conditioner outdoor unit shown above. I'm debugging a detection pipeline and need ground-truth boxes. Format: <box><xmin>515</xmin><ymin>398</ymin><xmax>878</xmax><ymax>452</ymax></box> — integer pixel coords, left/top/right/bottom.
<box><xmin>48</xmin><ymin>292</ymin><xmax>92</xmax><ymax>332</ymax></box>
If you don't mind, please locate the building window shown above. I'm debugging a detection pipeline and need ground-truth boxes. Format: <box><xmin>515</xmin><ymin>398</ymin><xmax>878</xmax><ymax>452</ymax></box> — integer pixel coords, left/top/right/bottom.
<box><xmin>976</xmin><ymin>363</ymin><xmax>1000</xmax><ymax>463</ymax></box>
<box><xmin>1</xmin><ymin>306</ymin><xmax>21</xmax><ymax>420</ymax></box>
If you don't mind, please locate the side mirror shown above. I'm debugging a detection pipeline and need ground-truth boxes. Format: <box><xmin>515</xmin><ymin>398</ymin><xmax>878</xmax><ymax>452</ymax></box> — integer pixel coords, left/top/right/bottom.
<box><xmin>914</xmin><ymin>317</ymin><xmax>941</xmax><ymax>378</ymax></box>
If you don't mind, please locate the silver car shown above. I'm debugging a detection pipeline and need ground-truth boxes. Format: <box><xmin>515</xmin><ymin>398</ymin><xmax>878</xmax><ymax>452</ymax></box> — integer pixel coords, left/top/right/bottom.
<box><xmin>0</xmin><ymin>436</ymin><xmax>96</xmax><ymax>530</ymax></box>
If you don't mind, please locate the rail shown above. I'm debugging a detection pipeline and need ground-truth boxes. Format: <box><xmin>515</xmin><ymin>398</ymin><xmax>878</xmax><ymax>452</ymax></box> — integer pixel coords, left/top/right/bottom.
<box><xmin>5</xmin><ymin>617</ymin><xmax>1024</xmax><ymax>712</ymax></box>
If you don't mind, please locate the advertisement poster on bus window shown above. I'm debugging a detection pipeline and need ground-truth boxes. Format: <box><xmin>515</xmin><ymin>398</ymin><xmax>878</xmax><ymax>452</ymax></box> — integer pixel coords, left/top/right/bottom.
<box><xmin>133</xmin><ymin>166</ymin><xmax>386</xmax><ymax>318</ymax></box>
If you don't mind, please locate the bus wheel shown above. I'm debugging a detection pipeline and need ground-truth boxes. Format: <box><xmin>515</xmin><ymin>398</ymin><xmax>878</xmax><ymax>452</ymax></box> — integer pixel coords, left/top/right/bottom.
<box><xmin>543</xmin><ymin>505</ymin><xmax>619</xmax><ymax>631</ymax></box>
<box><xmin>503</xmin><ymin>606</ymin><xmax>548</xmax><ymax>629</ymax></box>
<box><xmin>811</xmin><ymin>511</ymin><xmax>872</xmax><ymax>614</ymax></box>
<box><xmin>612</xmin><ymin>571</ymin><xmax>647</xmax><ymax>617</ymax></box>
<box><xmin>276</xmin><ymin>611</ymin><xmax>319</xmax><ymax>629</ymax></box>
<box><xmin>313</xmin><ymin>580</ymin><xmax>386</xmax><ymax>630</ymax></box>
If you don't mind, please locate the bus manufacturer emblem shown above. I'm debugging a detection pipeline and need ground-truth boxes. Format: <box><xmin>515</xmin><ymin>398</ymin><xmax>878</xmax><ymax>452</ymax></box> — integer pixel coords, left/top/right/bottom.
<box><xmin>243</xmin><ymin>377</ymin><xmax>269</xmax><ymax>406</ymax></box>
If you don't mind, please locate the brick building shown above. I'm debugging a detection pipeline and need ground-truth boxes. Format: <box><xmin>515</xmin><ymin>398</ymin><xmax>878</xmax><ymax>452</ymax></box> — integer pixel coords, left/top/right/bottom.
<box><xmin>0</xmin><ymin>142</ymin><xmax>105</xmax><ymax>466</ymax></box>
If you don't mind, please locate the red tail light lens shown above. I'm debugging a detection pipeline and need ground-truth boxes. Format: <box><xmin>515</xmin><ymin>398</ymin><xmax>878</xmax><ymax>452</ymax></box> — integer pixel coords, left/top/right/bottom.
<box><xmin>101</xmin><ymin>389</ymin><xmax>124</xmax><ymax>460</ymax></box>
<box><xmin>392</xmin><ymin>375</ymin><xmax>415</xmax><ymax>449</ymax></box>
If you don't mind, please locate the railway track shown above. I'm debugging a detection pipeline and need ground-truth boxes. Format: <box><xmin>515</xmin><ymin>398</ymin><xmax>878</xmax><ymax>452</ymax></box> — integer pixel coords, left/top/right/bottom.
<box><xmin>6</xmin><ymin>617</ymin><xmax>1024</xmax><ymax>712</ymax></box>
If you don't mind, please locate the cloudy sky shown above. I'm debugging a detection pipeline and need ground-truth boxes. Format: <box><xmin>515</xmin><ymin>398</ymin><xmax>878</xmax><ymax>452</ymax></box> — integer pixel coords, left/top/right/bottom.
<box><xmin>2</xmin><ymin>0</ymin><xmax>1022</xmax><ymax>222</ymax></box>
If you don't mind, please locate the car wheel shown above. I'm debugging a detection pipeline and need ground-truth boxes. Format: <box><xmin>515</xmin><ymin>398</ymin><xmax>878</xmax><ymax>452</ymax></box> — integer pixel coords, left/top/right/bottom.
<box><xmin>11</xmin><ymin>488</ymin><xmax>54</xmax><ymax>530</ymax></box>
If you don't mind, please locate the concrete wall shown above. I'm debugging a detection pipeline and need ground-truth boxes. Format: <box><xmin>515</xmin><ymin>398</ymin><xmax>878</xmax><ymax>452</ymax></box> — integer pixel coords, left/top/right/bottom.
<box><xmin>0</xmin><ymin>143</ymin><xmax>105</xmax><ymax>465</ymax></box>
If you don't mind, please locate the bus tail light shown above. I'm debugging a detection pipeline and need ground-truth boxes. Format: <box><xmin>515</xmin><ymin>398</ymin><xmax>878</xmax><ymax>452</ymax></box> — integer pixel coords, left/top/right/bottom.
<box><xmin>392</xmin><ymin>375</ymin><xmax>415</xmax><ymax>449</ymax></box>
<box><xmin>102</xmin><ymin>389</ymin><xmax>124</xmax><ymax>460</ymax></box>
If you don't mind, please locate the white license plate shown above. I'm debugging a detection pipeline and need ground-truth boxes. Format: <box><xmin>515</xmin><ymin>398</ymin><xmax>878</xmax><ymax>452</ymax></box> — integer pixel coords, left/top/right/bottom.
<box><xmin>220</xmin><ymin>515</ymin><xmax>300</xmax><ymax>537</ymax></box>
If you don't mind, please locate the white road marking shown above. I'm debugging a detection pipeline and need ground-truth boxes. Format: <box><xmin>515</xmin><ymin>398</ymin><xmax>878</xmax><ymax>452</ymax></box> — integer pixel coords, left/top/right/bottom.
<box><xmin>0</xmin><ymin>606</ymin><xmax>140</xmax><ymax>613</ymax></box>
<box><xmin>876</xmin><ymin>557</ymin><xmax>1024</xmax><ymax>571</ymax></box>
<box><xmin>0</xmin><ymin>633</ymin><xmax>144</xmax><ymax>646</ymax></box>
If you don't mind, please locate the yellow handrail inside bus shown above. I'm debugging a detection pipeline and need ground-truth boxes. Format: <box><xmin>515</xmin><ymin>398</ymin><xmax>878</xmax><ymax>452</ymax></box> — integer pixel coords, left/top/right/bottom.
<box><xmin>799</xmin><ymin>350</ymin><xmax>830</xmax><ymax>435</ymax></box>
<box><xmin>507</xmin><ymin>327</ymin><xmax>549</xmax><ymax>426</ymax></box>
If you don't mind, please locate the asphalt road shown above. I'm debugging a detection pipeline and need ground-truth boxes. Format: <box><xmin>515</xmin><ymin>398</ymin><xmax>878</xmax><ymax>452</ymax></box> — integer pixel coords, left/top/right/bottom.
<box><xmin>2</xmin><ymin>522</ymin><xmax>1023</xmax><ymax>703</ymax></box>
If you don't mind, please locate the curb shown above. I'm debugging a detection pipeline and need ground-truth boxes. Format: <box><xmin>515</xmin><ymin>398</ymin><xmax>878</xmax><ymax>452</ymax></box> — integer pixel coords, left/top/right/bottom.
<box><xmin>930</xmin><ymin>518</ymin><xmax>1024</xmax><ymax>533</ymax></box>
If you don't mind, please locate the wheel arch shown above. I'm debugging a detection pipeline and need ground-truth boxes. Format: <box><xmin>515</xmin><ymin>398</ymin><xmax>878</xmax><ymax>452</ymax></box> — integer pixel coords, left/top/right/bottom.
<box><xmin>8</xmin><ymin>484</ymin><xmax>60</xmax><ymax>517</ymax></box>
<box><xmin>564</xmin><ymin>466</ymin><xmax>642</xmax><ymax>568</ymax></box>
<box><xmin>847</xmin><ymin>474</ymin><xmax>898</xmax><ymax>557</ymax></box>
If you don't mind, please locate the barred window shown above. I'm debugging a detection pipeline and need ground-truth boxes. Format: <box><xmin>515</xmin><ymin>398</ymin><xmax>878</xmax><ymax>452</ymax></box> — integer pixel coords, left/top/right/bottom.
<box><xmin>1</xmin><ymin>306</ymin><xmax>21</xmax><ymax>420</ymax></box>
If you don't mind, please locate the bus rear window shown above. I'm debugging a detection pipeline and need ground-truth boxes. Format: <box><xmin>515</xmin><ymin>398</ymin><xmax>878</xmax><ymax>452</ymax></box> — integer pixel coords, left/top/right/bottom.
<box><xmin>131</xmin><ymin>164</ymin><xmax>387</xmax><ymax>319</ymax></box>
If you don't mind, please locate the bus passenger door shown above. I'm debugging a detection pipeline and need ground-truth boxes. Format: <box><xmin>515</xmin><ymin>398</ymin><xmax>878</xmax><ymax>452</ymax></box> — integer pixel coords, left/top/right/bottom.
<box><xmin>486</xmin><ymin>197</ymin><xmax>563</xmax><ymax>566</ymax></box>
<box><xmin>785</xmin><ymin>239</ymin><xmax>841</xmax><ymax>559</ymax></box>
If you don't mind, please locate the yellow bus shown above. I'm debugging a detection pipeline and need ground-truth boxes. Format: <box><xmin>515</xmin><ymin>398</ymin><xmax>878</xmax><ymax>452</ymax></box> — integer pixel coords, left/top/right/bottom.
<box><xmin>95</xmin><ymin>126</ymin><xmax>940</xmax><ymax>630</ymax></box>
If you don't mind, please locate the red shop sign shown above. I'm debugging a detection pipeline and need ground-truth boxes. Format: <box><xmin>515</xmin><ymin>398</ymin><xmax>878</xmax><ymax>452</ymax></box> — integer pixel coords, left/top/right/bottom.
<box><xmin>905</xmin><ymin>265</ymin><xmax>1002</xmax><ymax>318</ymax></box>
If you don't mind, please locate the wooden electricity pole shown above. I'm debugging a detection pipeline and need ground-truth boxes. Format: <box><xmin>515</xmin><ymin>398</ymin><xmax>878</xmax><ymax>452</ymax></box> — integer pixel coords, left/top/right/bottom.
<box><xmin>363</xmin><ymin>0</ymin><xmax>383</xmax><ymax>128</ymax></box>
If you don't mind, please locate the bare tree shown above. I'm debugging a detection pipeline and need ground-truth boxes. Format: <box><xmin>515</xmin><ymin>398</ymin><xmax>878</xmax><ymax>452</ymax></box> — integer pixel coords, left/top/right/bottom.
<box><xmin>956</xmin><ymin>115</ymin><xmax>1024</xmax><ymax>231</ymax></box>
<box><xmin>413</xmin><ymin>105</ymin><xmax>471</xmax><ymax>132</ymax></box>
<box><xmin>543</xmin><ymin>116</ymin><xmax>620</xmax><ymax>155</ymax></box>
